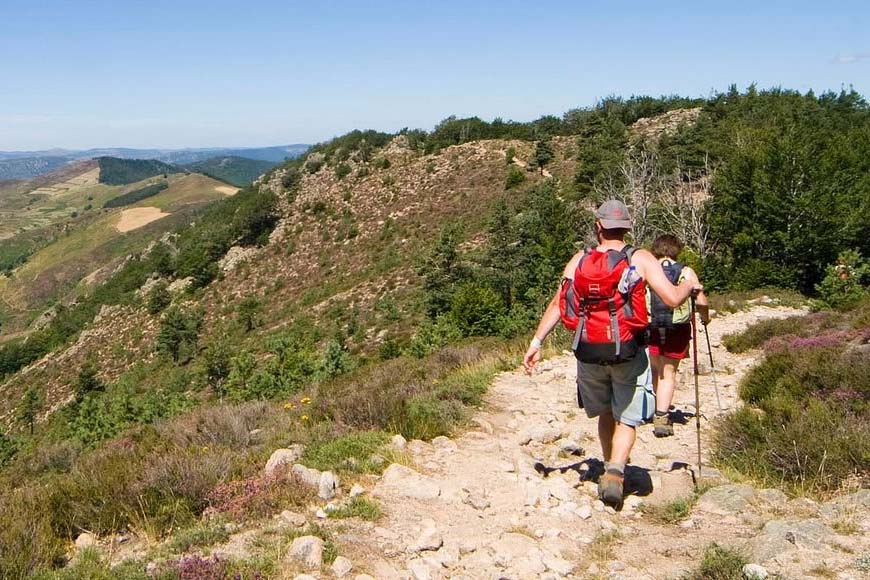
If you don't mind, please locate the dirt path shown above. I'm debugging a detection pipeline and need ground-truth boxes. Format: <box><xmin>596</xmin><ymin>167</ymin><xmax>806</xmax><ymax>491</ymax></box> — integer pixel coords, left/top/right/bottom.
<box><xmin>329</xmin><ymin>305</ymin><xmax>865</xmax><ymax>579</ymax></box>
<box><xmin>115</xmin><ymin>206</ymin><xmax>169</xmax><ymax>232</ymax></box>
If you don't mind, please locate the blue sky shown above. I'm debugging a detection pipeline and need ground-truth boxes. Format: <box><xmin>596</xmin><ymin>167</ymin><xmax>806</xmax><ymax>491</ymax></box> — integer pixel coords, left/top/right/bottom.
<box><xmin>1</xmin><ymin>0</ymin><xmax>868</xmax><ymax>150</ymax></box>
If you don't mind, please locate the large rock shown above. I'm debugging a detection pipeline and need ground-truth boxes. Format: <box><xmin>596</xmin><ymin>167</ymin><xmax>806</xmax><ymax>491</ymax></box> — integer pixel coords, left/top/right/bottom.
<box><xmin>279</xmin><ymin>510</ymin><xmax>306</xmax><ymax>527</ymax></box>
<box><xmin>412</xmin><ymin>521</ymin><xmax>444</xmax><ymax>552</ymax></box>
<box><xmin>291</xmin><ymin>463</ymin><xmax>322</xmax><ymax>488</ymax></box>
<box><xmin>751</xmin><ymin>519</ymin><xmax>834</xmax><ymax>562</ymax></box>
<box><xmin>375</xmin><ymin>464</ymin><xmax>441</xmax><ymax>500</ymax></box>
<box><xmin>697</xmin><ymin>484</ymin><xmax>757</xmax><ymax>515</ymax></box>
<box><xmin>287</xmin><ymin>535</ymin><xmax>324</xmax><ymax>570</ymax></box>
<box><xmin>75</xmin><ymin>532</ymin><xmax>97</xmax><ymax>550</ymax></box>
<box><xmin>331</xmin><ymin>556</ymin><xmax>353</xmax><ymax>578</ymax></box>
<box><xmin>264</xmin><ymin>446</ymin><xmax>304</xmax><ymax>476</ymax></box>
<box><xmin>820</xmin><ymin>489</ymin><xmax>870</xmax><ymax>518</ymax></box>
<box><xmin>390</xmin><ymin>434</ymin><xmax>407</xmax><ymax>450</ymax></box>
<box><xmin>318</xmin><ymin>471</ymin><xmax>339</xmax><ymax>500</ymax></box>
<box><xmin>742</xmin><ymin>563</ymin><xmax>769</xmax><ymax>579</ymax></box>
<box><xmin>528</xmin><ymin>424</ymin><xmax>561</xmax><ymax>444</ymax></box>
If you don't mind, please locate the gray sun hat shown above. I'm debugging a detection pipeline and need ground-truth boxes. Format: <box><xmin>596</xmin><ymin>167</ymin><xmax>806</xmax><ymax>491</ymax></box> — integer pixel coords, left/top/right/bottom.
<box><xmin>595</xmin><ymin>199</ymin><xmax>632</xmax><ymax>230</ymax></box>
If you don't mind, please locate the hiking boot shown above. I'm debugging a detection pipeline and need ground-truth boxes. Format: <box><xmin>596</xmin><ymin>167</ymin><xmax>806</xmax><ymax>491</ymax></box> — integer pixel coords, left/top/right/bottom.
<box><xmin>653</xmin><ymin>413</ymin><xmax>674</xmax><ymax>438</ymax></box>
<box><xmin>598</xmin><ymin>469</ymin><xmax>624</xmax><ymax>507</ymax></box>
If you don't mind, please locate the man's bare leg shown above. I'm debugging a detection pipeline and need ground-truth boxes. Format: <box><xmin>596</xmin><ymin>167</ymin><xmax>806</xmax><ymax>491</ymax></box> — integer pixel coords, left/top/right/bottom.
<box><xmin>598</xmin><ymin>412</ymin><xmax>615</xmax><ymax>461</ymax></box>
<box><xmin>609</xmin><ymin>423</ymin><xmax>636</xmax><ymax>465</ymax></box>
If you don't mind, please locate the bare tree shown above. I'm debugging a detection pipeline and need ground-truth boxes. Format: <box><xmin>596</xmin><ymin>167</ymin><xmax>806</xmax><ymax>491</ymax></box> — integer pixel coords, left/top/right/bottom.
<box><xmin>659</xmin><ymin>156</ymin><xmax>711</xmax><ymax>257</ymax></box>
<box><xmin>615</xmin><ymin>147</ymin><xmax>662</xmax><ymax>246</ymax></box>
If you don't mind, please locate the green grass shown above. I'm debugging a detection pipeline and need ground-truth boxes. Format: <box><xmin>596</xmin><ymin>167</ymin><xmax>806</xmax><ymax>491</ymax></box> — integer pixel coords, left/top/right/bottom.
<box><xmin>302</xmin><ymin>431</ymin><xmax>391</xmax><ymax>473</ymax></box>
<box><xmin>164</xmin><ymin>519</ymin><xmax>230</xmax><ymax>554</ymax></box>
<box><xmin>707</xmin><ymin>287</ymin><xmax>806</xmax><ymax>314</ymax></box>
<box><xmin>682</xmin><ymin>543</ymin><xmax>747</xmax><ymax>580</ymax></box>
<box><xmin>640</xmin><ymin>496</ymin><xmax>695</xmax><ymax>524</ymax></box>
<box><xmin>327</xmin><ymin>496</ymin><xmax>383</xmax><ymax>521</ymax></box>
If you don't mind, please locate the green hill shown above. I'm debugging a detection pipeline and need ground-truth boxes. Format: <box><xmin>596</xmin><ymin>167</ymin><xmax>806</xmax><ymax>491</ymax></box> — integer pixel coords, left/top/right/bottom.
<box><xmin>184</xmin><ymin>155</ymin><xmax>277</xmax><ymax>187</ymax></box>
<box><xmin>96</xmin><ymin>156</ymin><xmax>180</xmax><ymax>185</ymax></box>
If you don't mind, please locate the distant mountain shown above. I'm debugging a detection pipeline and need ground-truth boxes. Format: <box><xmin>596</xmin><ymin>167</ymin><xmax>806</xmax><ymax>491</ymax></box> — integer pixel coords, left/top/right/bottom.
<box><xmin>0</xmin><ymin>144</ymin><xmax>309</xmax><ymax>179</ymax></box>
<box><xmin>183</xmin><ymin>156</ymin><xmax>278</xmax><ymax>187</ymax></box>
<box><xmin>0</xmin><ymin>156</ymin><xmax>73</xmax><ymax>181</ymax></box>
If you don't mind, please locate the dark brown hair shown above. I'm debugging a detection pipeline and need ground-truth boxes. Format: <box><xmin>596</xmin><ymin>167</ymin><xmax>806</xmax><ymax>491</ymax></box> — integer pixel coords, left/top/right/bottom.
<box><xmin>651</xmin><ymin>234</ymin><xmax>684</xmax><ymax>260</ymax></box>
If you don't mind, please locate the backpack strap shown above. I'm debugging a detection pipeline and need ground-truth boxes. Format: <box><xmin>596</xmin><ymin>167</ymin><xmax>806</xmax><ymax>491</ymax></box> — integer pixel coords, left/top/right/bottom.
<box><xmin>608</xmin><ymin>297</ymin><xmax>621</xmax><ymax>358</ymax></box>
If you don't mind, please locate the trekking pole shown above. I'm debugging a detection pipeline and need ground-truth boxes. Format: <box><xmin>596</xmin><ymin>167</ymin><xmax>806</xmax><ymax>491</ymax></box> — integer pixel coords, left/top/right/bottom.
<box><xmin>690</xmin><ymin>297</ymin><xmax>702</xmax><ymax>479</ymax></box>
<box><xmin>702</xmin><ymin>321</ymin><xmax>723</xmax><ymax>411</ymax></box>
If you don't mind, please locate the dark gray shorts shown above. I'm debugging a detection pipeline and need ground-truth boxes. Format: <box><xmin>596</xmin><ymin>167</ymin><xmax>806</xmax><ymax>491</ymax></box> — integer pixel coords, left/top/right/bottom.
<box><xmin>576</xmin><ymin>349</ymin><xmax>654</xmax><ymax>427</ymax></box>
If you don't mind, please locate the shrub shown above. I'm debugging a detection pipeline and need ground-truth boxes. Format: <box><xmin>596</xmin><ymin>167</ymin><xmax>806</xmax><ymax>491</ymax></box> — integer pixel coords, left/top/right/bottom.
<box><xmin>449</xmin><ymin>283</ymin><xmax>504</xmax><ymax>337</ymax></box>
<box><xmin>236</xmin><ymin>296</ymin><xmax>263</xmax><ymax>332</ymax></box>
<box><xmin>74</xmin><ymin>359</ymin><xmax>104</xmax><ymax>400</ymax></box>
<box><xmin>0</xmin><ymin>487</ymin><xmax>65</xmax><ymax>578</ymax></box>
<box><xmin>281</xmin><ymin>168</ymin><xmax>301</xmax><ymax>190</ymax></box>
<box><xmin>504</xmin><ymin>166</ymin><xmax>525</xmax><ymax>190</ymax></box>
<box><xmin>407</xmin><ymin>315</ymin><xmax>463</xmax><ymax>358</ymax></box>
<box><xmin>355</xmin><ymin>166</ymin><xmax>369</xmax><ymax>178</ymax></box>
<box><xmin>373</xmin><ymin>157</ymin><xmax>390</xmax><ymax>170</ymax></box>
<box><xmin>147</xmin><ymin>280</ymin><xmax>171</xmax><ymax>314</ymax></box>
<box><xmin>683</xmin><ymin>543</ymin><xmax>747</xmax><ymax>580</ymax></box>
<box><xmin>334</xmin><ymin>163</ymin><xmax>352</xmax><ymax>180</ymax></box>
<box><xmin>813</xmin><ymin>250</ymin><xmax>869</xmax><ymax>310</ymax></box>
<box><xmin>505</xmin><ymin>146</ymin><xmax>517</xmax><ymax>164</ymax></box>
<box><xmin>205</xmin><ymin>472</ymin><xmax>310</xmax><ymax>519</ymax></box>
<box><xmin>715</xmin><ymin>326</ymin><xmax>869</xmax><ymax>494</ymax></box>
<box><xmin>305</xmin><ymin>158</ymin><xmax>324</xmax><ymax>174</ymax></box>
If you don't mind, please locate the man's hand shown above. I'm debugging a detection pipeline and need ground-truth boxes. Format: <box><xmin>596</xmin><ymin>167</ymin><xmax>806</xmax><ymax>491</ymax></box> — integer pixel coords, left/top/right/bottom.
<box><xmin>523</xmin><ymin>345</ymin><xmax>541</xmax><ymax>374</ymax></box>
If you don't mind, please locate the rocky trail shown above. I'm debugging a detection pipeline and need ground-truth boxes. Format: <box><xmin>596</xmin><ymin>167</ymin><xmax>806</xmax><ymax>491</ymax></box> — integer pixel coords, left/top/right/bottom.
<box><xmin>100</xmin><ymin>304</ymin><xmax>868</xmax><ymax>579</ymax></box>
<box><xmin>294</xmin><ymin>304</ymin><xmax>868</xmax><ymax>580</ymax></box>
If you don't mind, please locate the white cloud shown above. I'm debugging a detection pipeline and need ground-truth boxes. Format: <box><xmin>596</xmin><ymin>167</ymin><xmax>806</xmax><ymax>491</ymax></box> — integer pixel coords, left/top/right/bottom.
<box><xmin>833</xmin><ymin>53</ymin><xmax>870</xmax><ymax>64</ymax></box>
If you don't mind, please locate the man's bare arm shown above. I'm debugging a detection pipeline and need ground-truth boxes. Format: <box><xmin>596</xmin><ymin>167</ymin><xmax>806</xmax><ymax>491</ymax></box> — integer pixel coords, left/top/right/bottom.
<box><xmin>522</xmin><ymin>251</ymin><xmax>584</xmax><ymax>373</ymax></box>
<box><xmin>632</xmin><ymin>249</ymin><xmax>699</xmax><ymax>307</ymax></box>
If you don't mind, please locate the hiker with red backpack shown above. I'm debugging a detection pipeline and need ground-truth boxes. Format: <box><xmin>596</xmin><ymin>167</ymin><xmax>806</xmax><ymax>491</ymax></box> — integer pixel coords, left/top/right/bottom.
<box><xmin>522</xmin><ymin>200</ymin><xmax>701</xmax><ymax>507</ymax></box>
<box><xmin>647</xmin><ymin>234</ymin><xmax>710</xmax><ymax>438</ymax></box>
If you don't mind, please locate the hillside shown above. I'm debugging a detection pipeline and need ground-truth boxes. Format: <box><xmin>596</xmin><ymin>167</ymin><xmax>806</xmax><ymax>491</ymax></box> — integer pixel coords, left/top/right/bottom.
<box><xmin>184</xmin><ymin>156</ymin><xmax>278</xmax><ymax>187</ymax></box>
<box><xmin>0</xmin><ymin>88</ymin><xmax>867</xmax><ymax>579</ymax></box>
<box><xmin>95</xmin><ymin>157</ymin><xmax>180</xmax><ymax>185</ymax></box>
<box><xmin>0</xmin><ymin>172</ymin><xmax>238</xmax><ymax>334</ymax></box>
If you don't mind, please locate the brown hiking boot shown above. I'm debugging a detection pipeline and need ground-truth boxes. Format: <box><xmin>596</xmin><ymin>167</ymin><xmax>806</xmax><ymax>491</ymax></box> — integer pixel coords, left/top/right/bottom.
<box><xmin>598</xmin><ymin>469</ymin><xmax>624</xmax><ymax>507</ymax></box>
<box><xmin>653</xmin><ymin>413</ymin><xmax>674</xmax><ymax>438</ymax></box>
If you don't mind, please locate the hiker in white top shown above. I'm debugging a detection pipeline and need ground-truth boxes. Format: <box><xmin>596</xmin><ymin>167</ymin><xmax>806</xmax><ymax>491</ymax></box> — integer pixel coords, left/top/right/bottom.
<box><xmin>523</xmin><ymin>200</ymin><xmax>702</xmax><ymax>507</ymax></box>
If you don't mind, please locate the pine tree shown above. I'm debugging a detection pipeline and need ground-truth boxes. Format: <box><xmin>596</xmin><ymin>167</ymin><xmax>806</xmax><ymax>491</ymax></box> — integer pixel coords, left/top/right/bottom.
<box><xmin>237</xmin><ymin>297</ymin><xmax>263</xmax><ymax>332</ymax></box>
<box><xmin>419</xmin><ymin>224</ymin><xmax>465</xmax><ymax>317</ymax></box>
<box><xmin>485</xmin><ymin>198</ymin><xmax>518</xmax><ymax>309</ymax></box>
<box><xmin>157</xmin><ymin>305</ymin><xmax>202</xmax><ymax>363</ymax></box>
<box><xmin>202</xmin><ymin>339</ymin><xmax>232</xmax><ymax>400</ymax></box>
<box><xmin>17</xmin><ymin>387</ymin><xmax>40</xmax><ymax>435</ymax></box>
<box><xmin>533</xmin><ymin>139</ymin><xmax>555</xmax><ymax>175</ymax></box>
<box><xmin>74</xmin><ymin>359</ymin><xmax>103</xmax><ymax>400</ymax></box>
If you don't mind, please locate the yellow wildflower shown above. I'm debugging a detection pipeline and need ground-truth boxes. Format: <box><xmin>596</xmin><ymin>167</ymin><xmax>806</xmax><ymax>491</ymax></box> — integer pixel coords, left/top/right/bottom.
<box><xmin>301</xmin><ymin>414</ymin><xmax>309</xmax><ymax>421</ymax></box>
<box><xmin>283</xmin><ymin>402</ymin><xmax>296</xmax><ymax>410</ymax></box>
<box><xmin>301</xmin><ymin>397</ymin><xmax>312</xmax><ymax>405</ymax></box>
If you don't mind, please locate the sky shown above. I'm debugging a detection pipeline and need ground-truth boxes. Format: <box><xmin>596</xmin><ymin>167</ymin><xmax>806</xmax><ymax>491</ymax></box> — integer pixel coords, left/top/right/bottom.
<box><xmin>1</xmin><ymin>0</ymin><xmax>868</xmax><ymax>150</ymax></box>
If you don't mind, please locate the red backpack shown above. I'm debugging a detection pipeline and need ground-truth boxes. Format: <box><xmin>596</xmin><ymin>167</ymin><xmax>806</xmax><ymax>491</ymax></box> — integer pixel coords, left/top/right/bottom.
<box><xmin>559</xmin><ymin>246</ymin><xmax>648</xmax><ymax>364</ymax></box>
